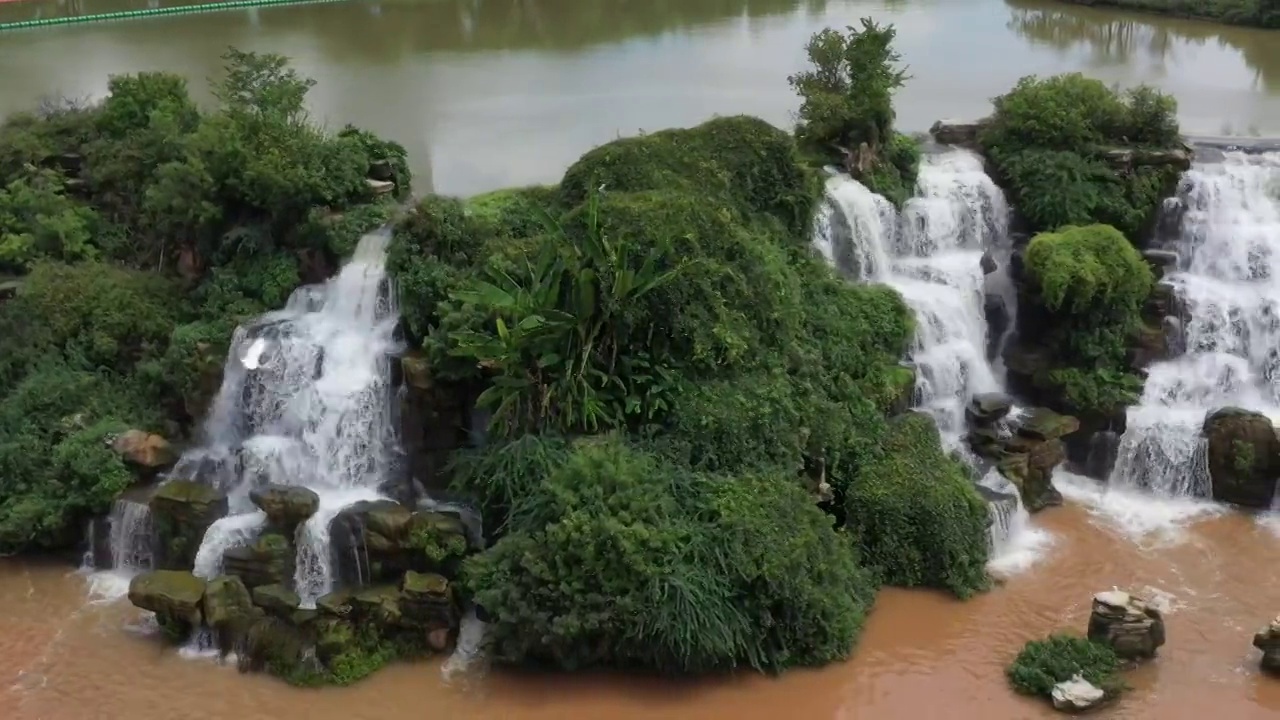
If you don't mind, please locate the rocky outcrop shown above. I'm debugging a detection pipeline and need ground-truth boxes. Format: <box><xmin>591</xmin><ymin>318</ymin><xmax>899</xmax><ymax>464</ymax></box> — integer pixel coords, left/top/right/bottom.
<box><xmin>149</xmin><ymin>481</ymin><xmax>228</xmax><ymax>570</ymax></box>
<box><xmin>202</xmin><ymin>575</ymin><xmax>254</xmax><ymax>628</ymax></box>
<box><xmin>930</xmin><ymin>118</ymin><xmax>991</xmax><ymax>148</ymax></box>
<box><xmin>249</xmin><ymin>485</ymin><xmax>319</xmax><ymax>534</ymax></box>
<box><xmin>967</xmin><ymin>402</ymin><xmax>1077</xmax><ymax>512</ymax></box>
<box><xmin>222</xmin><ymin>532</ymin><xmax>294</xmax><ymax>589</ymax></box>
<box><xmin>111</xmin><ymin>430</ymin><xmax>177</xmax><ymax>472</ymax></box>
<box><xmin>1051</xmin><ymin>674</ymin><xmax>1106</xmax><ymax>713</ymax></box>
<box><xmin>1253</xmin><ymin>616</ymin><xmax>1280</xmax><ymax>675</ymax></box>
<box><xmin>252</xmin><ymin>584</ymin><xmax>301</xmax><ymax>618</ymax></box>
<box><xmin>1087</xmin><ymin>590</ymin><xmax>1166</xmax><ymax>660</ymax></box>
<box><xmin>129</xmin><ymin>570</ymin><xmax>207</xmax><ymax>636</ymax></box>
<box><xmin>1202</xmin><ymin>408</ymin><xmax>1280</xmax><ymax>508</ymax></box>
<box><xmin>397</xmin><ymin>353</ymin><xmax>470</xmax><ymax>496</ymax></box>
<box><xmin>1101</xmin><ymin>146</ymin><xmax>1192</xmax><ymax>174</ymax></box>
<box><xmin>330</xmin><ymin>500</ymin><xmax>471</xmax><ymax>586</ymax></box>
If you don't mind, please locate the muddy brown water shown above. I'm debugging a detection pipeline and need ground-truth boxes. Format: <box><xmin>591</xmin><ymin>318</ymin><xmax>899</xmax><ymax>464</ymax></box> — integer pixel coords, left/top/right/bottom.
<box><xmin>3</xmin><ymin>474</ymin><xmax>1279</xmax><ymax>719</ymax></box>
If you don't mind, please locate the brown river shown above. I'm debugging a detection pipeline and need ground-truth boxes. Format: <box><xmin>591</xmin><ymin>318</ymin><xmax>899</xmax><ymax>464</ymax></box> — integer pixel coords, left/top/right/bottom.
<box><xmin>3</xmin><ymin>473</ymin><xmax>1279</xmax><ymax>719</ymax></box>
<box><xmin>3</xmin><ymin>0</ymin><xmax>1280</xmax><ymax>717</ymax></box>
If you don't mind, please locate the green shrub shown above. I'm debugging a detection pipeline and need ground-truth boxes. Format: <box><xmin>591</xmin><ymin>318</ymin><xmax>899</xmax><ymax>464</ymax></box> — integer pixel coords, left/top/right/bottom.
<box><xmin>842</xmin><ymin>412</ymin><xmax>990</xmax><ymax>597</ymax></box>
<box><xmin>0</xmin><ymin>169</ymin><xmax>101</xmax><ymax>272</ymax></box>
<box><xmin>789</xmin><ymin>20</ymin><xmax>917</xmax><ymax>206</ymax></box>
<box><xmin>1021</xmin><ymin>224</ymin><xmax>1153</xmax><ymax>416</ymax></box>
<box><xmin>981</xmin><ymin>73</ymin><xmax>1182</xmax><ymax>237</ymax></box>
<box><xmin>463</xmin><ymin>436</ymin><xmax>874</xmax><ymax>673</ymax></box>
<box><xmin>1007</xmin><ymin>634</ymin><xmax>1124</xmax><ymax>699</ymax></box>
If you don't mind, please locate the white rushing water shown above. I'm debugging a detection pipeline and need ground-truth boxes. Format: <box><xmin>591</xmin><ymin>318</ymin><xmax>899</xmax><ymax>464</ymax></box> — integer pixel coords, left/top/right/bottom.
<box><xmin>138</xmin><ymin>229</ymin><xmax>404</xmax><ymax>604</ymax></box>
<box><xmin>1111</xmin><ymin>152</ymin><xmax>1280</xmax><ymax>498</ymax></box>
<box><xmin>818</xmin><ymin>151</ymin><xmax>1008</xmax><ymax>445</ymax></box>
<box><xmin>817</xmin><ymin>150</ymin><xmax>1048</xmax><ymax>570</ymax></box>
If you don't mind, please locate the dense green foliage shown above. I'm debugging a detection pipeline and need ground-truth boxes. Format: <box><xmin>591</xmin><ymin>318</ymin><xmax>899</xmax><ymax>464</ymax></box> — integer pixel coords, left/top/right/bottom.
<box><xmin>1021</xmin><ymin>224</ymin><xmax>1153</xmax><ymax>416</ymax></box>
<box><xmin>788</xmin><ymin>19</ymin><xmax>919</xmax><ymax>206</ymax></box>
<box><xmin>1058</xmin><ymin>0</ymin><xmax>1280</xmax><ymax>28</ymax></box>
<box><xmin>0</xmin><ymin>50</ymin><xmax>407</xmax><ymax>553</ymax></box>
<box><xmin>463</xmin><ymin>436</ymin><xmax>876</xmax><ymax>673</ymax></box>
<box><xmin>1007</xmin><ymin>634</ymin><xmax>1125</xmax><ymax>700</ymax></box>
<box><xmin>843</xmin><ymin>413</ymin><xmax>991</xmax><ymax>597</ymax></box>
<box><xmin>389</xmin><ymin>108</ymin><xmax>991</xmax><ymax>675</ymax></box>
<box><xmin>980</xmin><ymin>73</ymin><xmax>1182</xmax><ymax>238</ymax></box>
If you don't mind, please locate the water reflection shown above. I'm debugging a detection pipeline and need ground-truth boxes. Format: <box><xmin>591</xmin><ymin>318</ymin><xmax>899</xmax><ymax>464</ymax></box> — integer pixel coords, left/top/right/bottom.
<box><xmin>1006</xmin><ymin>0</ymin><xmax>1280</xmax><ymax>91</ymax></box>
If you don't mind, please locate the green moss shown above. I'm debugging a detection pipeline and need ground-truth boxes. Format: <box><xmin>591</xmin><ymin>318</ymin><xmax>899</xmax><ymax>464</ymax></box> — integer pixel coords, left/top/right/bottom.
<box><xmin>465</xmin><ymin>185</ymin><xmax>560</xmax><ymax>242</ymax></box>
<box><xmin>843</xmin><ymin>413</ymin><xmax>991</xmax><ymax>598</ymax></box>
<box><xmin>1007</xmin><ymin>634</ymin><xmax>1125</xmax><ymax>700</ymax></box>
<box><xmin>1021</xmin><ymin>224</ymin><xmax>1153</xmax><ymax>417</ymax></box>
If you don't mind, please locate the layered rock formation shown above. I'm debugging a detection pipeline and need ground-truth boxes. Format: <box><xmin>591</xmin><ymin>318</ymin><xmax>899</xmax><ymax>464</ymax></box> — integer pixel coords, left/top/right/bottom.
<box><xmin>966</xmin><ymin>397</ymin><xmax>1078</xmax><ymax>511</ymax></box>
<box><xmin>1087</xmin><ymin>590</ymin><xmax>1166</xmax><ymax>660</ymax></box>
<box><xmin>126</xmin><ymin>475</ymin><xmax>473</xmax><ymax>684</ymax></box>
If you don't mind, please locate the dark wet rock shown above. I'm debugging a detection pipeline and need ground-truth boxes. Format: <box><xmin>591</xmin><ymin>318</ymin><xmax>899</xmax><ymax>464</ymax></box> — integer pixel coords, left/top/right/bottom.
<box><xmin>1202</xmin><ymin>407</ymin><xmax>1280</xmax><ymax>508</ymax></box>
<box><xmin>1253</xmin><ymin>616</ymin><xmax>1280</xmax><ymax>675</ymax></box>
<box><xmin>222</xmin><ymin>532</ymin><xmax>293</xmax><ymax>589</ymax></box>
<box><xmin>149</xmin><ymin>480</ymin><xmax>228</xmax><ymax>570</ymax></box>
<box><xmin>249</xmin><ymin>485</ymin><xmax>319</xmax><ymax>533</ymax></box>
<box><xmin>966</xmin><ymin>393</ymin><xmax>1013</xmax><ymax>428</ymax></box>
<box><xmin>981</xmin><ymin>250</ymin><xmax>998</xmax><ymax>275</ymax></box>
<box><xmin>929</xmin><ymin>117</ymin><xmax>991</xmax><ymax>147</ymax></box>
<box><xmin>401</xmin><ymin>352</ymin><xmax>432</xmax><ymax>391</ymax></box>
<box><xmin>1087</xmin><ymin>590</ymin><xmax>1166</xmax><ymax>660</ymax></box>
<box><xmin>1017</xmin><ymin>408</ymin><xmax>1081</xmax><ymax>441</ymax></box>
<box><xmin>129</xmin><ymin>570</ymin><xmax>207</xmax><ymax>635</ymax></box>
<box><xmin>251</xmin><ymin>584</ymin><xmax>301</xmax><ymax>618</ymax></box>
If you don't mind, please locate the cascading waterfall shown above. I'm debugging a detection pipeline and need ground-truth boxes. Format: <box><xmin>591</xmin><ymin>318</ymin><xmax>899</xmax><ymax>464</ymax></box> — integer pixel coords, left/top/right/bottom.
<box><xmin>819</xmin><ymin>151</ymin><xmax>1008</xmax><ymax>444</ymax></box>
<box><xmin>1111</xmin><ymin>152</ymin><xmax>1280</xmax><ymax>500</ymax></box>
<box><xmin>818</xmin><ymin>150</ymin><xmax>1045</xmax><ymax>568</ymax></box>
<box><xmin>119</xmin><ymin>229</ymin><xmax>403</xmax><ymax>607</ymax></box>
<box><xmin>107</xmin><ymin>498</ymin><xmax>155</xmax><ymax>573</ymax></box>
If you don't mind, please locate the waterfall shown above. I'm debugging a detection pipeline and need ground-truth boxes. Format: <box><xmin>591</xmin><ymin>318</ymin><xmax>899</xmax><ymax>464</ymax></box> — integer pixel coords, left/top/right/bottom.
<box><xmin>820</xmin><ymin>149</ymin><xmax>1047</xmax><ymax>568</ymax></box>
<box><xmin>107</xmin><ymin>499</ymin><xmax>154</xmax><ymax>573</ymax></box>
<box><xmin>113</xmin><ymin>230</ymin><xmax>404</xmax><ymax>602</ymax></box>
<box><xmin>1111</xmin><ymin>152</ymin><xmax>1280</xmax><ymax>498</ymax></box>
<box><xmin>821</xmin><ymin>150</ymin><xmax>1008</xmax><ymax>447</ymax></box>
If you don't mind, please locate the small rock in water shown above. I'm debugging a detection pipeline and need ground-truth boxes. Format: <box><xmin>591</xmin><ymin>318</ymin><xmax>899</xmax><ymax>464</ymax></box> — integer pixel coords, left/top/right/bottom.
<box><xmin>1088</xmin><ymin>590</ymin><xmax>1166</xmax><ymax>660</ymax></box>
<box><xmin>966</xmin><ymin>392</ymin><xmax>1013</xmax><ymax>427</ymax></box>
<box><xmin>1051</xmin><ymin>674</ymin><xmax>1105</xmax><ymax>713</ymax></box>
<box><xmin>1252</xmin><ymin>615</ymin><xmax>1280</xmax><ymax>675</ymax></box>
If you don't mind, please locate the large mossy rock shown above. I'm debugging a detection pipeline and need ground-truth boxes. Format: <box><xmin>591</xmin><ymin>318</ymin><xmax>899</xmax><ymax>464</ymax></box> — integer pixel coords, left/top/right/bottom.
<box><xmin>129</xmin><ymin>570</ymin><xmax>207</xmax><ymax>637</ymax></box>
<box><xmin>1087</xmin><ymin>590</ymin><xmax>1166</xmax><ymax>661</ymax></box>
<box><xmin>968</xmin><ymin>406</ymin><xmax>1076</xmax><ymax>512</ymax></box>
<box><xmin>252</xmin><ymin>583</ymin><xmax>301</xmax><ymax>618</ymax></box>
<box><xmin>149</xmin><ymin>480</ymin><xmax>228</xmax><ymax>570</ymax></box>
<box><xmin>249</xmin><ymin>485</ymin><xmax>319</xmax><ymax>533</ymax></box>
<box><xmin>1202</xmin><ymin>408</ymin><xmax>1280</xmax><ymax>508</ymax></box>
<box><xmin>400</xmin><ymin>571</ymin><xmax>457</xmax><ymax>630</ymax></box>
<box><xmin>222</xmin><ymin>532</ymin><xmax>293</xmax><ymax>589</ymax></box>
<box><xmin>330</xmin><ymin>501</ymin><xmax>470</xmax><ymax>585</ymax></box>
<box><xmin>202</xmin><ymin>575</ymin><xmax>254</xmax><ymax>627</ymax></box>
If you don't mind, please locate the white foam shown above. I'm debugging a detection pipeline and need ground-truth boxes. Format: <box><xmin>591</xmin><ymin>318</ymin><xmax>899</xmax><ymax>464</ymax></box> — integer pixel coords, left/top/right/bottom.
<box><xmin>1056</xmin><ymin>471</ymin><xmax>1226</xmax><ymax>543</ymax></box>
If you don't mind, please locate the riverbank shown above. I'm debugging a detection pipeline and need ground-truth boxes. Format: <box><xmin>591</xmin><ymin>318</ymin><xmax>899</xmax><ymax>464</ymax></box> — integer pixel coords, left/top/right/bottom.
<box><xmin>1055</xmin><ymin>0</ymin><xmax>1279</xmax><ymax>28</ymax></box>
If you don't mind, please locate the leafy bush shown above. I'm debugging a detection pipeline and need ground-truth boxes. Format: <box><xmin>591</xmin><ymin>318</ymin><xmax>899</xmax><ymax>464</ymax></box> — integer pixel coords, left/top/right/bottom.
<box><xmin>1021</xmin><ymin>224</ymin><xmax>1153</xmax><ymax>415</ymax></box>
<box><xmin>842</xmin><ymin>412</ymin><xmax>991</xmax><ymax>597</ymax></box>
<box><xmin>463</xmin><ymin>436</ymin><xmax>875</xmax><ymax>673</ymax></box>
<box><xmin>0</xmin><ymin>169</ymin><xmax>101</xmax><ymax>272</ymax></box>
<box><xmin>1007</xmin><ymin>634</ymin><xmax>1124</xmax><ymax>699</ymax></box>
<box><xmin>788</xmin><ymin>20</ymin><xmax>918</xmax><ymax>206</ymax></box>
<box><xmin>981</xmin><ymin>73</ymin><xmax>1182</xmax><ymax>237</ymax></box>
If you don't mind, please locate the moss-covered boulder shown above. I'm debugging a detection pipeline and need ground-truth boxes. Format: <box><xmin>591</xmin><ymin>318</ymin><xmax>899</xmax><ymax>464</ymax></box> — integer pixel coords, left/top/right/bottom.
<box><xmin>222</xmin><ymin>532</ymin><xmax>293</xmax><ymax>589</ymax></box>
<box><xmin>129</xmin><ymin>570</ymin><xmax>207</xmax><ymax>638</ymax></box>
<box><xmin>252</xmin><ymin>584</ymin><xmax>301</xmax><ymax>617</ymax></box>
<box><xmin>405</xmin><ymin>511</ymin><xmax>469</xmax><ymax>572</ymax></box>
<box><xmin>351</xmin><ymin>585</ymin><xmax>402</xmax><ymax>628</ymax></box>
<box><xmin>400</xmin><ymin>571</ymin><xmax>456</xmax><ymax>630</ymax></box>
<box><xmin>316</xmin><ymin>589</ymin><xmax>355</xmax><ymax>618</ymax></box>
<box><xmin>202</xmin><ymin>574</ymin><xmax>254</xmax><ymax>627</ymax></box>
<box><xmin>844</xmin><ymin>412</ymin><xmax>991</xmax><ymax>597</ymax></box>
<box><xmin>249</xmin><ymin>485</ymin><xmax>319</xmax><ymax>533</ymax></box>
<box><xmin>1203</xmin><ymin>408</ymin><xmax>1280</xmax><ymax>508</ymax></box>
<box><xmin>149</xmin><ymin>480</ymin><xmax>228</xmax><ymax>570</ymax></box>
<box><xmin>1017</xmin><ymin>408</ymin><xmax>1081</xmax><ymax>442</ymax></box>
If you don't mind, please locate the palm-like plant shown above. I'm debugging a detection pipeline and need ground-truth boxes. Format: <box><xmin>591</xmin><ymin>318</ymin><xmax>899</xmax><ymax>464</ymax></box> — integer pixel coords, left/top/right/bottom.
<box><xmin>449</xmin><ymin>186</ymin><xmax>683</xmax><ymax>437</ymax></box>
